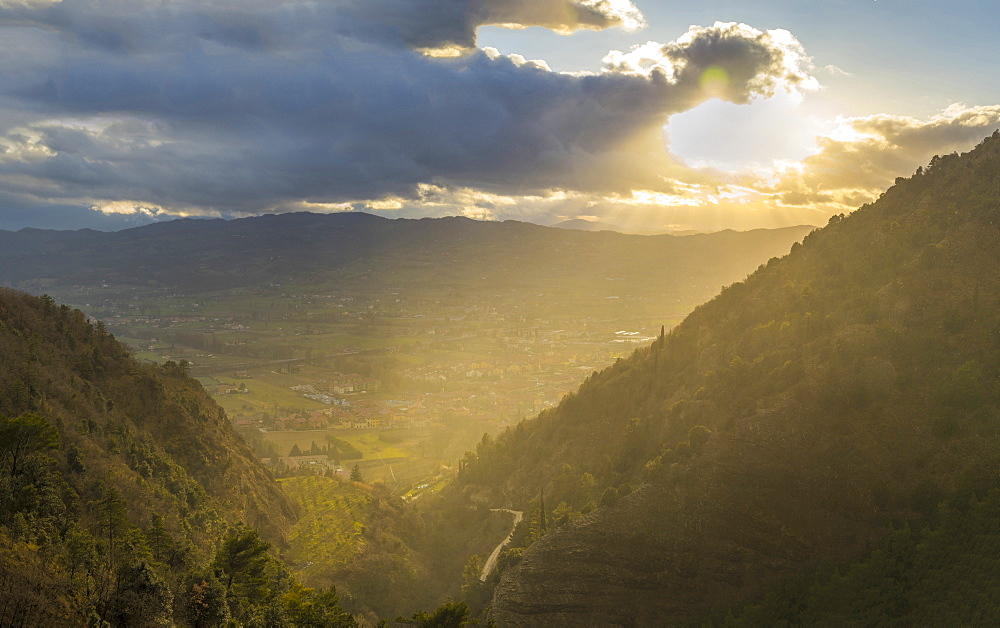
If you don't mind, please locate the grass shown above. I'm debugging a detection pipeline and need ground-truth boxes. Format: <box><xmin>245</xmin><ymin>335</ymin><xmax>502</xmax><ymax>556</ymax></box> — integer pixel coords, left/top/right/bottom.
<box><xmin>341</xmin><ymin>432</ymin><xmax>411</xmax><ymax>459</ymax></box>
<box><xmin>133</xmin><ymin>350</ymin><xmax>165</xmax><ymax>363</ymax></box>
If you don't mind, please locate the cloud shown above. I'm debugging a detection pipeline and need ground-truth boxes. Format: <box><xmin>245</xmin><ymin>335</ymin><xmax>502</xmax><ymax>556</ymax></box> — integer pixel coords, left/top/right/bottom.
<box><xmin>763</xmin><ymin>104</ymin><xmax>1000</xmax><ymax>211</ymax></box>
<box><xmin>1</xmin><ymin>0</ymin><xmax>642</xmax><ymax>57</ymax></box>
<box><xmin>379</xmin><ymin>104</ymin><xmax>1000</xmax><ymax>233</ymax></box>
<box><xmin>0</xmin><ymin>2</ymin><xmax>818</xmax><ymax>226</ymax></box>
<box><xmin>821</xmin><ymin>64</ymin><xmax>851</xmax><ymax>77</ymax></box>
<box><xmin>602</xmin><ymin>22</ymin><xmax>818</xmax><ymax>106</ymax></box>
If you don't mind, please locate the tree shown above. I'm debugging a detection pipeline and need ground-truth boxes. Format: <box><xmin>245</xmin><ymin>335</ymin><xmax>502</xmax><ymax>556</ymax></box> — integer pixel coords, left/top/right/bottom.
<box><xmin>213</xmin><ymin>527</ymin><xmax>272</xmax><ymax>597</ymax></box>
<box><xmin>282</xmin><ymin>583</ymin><xmax>355</xmax><ymax>627</ymax></box>
<box><xmin>289</xmin><ymin>443</ymin><xmax>302</xmax><ymax>457</ymax></box>
<box><xmin>64</xmin><ymin>523</ymin><xmax>98</xmax><ymax>580</ymax></box>
<box><xmin>461</xmin><ymin>554</ymin><xmax>489</xmax><ymax>616</ymax></box>
<box><xmin>145</xmin><ymin>514</ymin><xmax>177</xmax><ymax>567</ymax></box>
<box><xmin>0</xmin><ymin>413</ymin><xmax>60</xmax><ymax>479</ymax></box>
<box><xmin>461</xmin><ymin>554</ymin><xmax>483</xmax><ymax>593</ymax></box>
<box><xmin>66</xmin><ymin>444</ymin><xmax>86</xmax><ymax>473</ymax></box>
<box><xmin>600</xmin><ymin>486</ymin><xmax>619</xmax><ymax>508</ymax></box>
<box><xmin>350</xmin><ymin>464</ymin><xmax>363</xmax><ymax>483</ymax></box>
<box><xmin>185</xmin><ymin>573</ymin><xmax>231</xmax><ymax>628</ymax></box>
<box><xmin>212</xmin><ymin>527</ymin><xmax>285</xmax><ymax>622</ymax></box>
<box><xmin>688</xmin><ymin>425</ymin><xmax>712</xmax><ymax>454</ymax></box>
<box><xmin>539</xmin><ymin>487</ymin><xmax>547</xmax><ymax>533</ymax></box>
<box><xmin>399</xmin><ymin>601</ymin><xmax>471</xmax><ymax>627</ymax></box>
<box><xmin>106</xmin><ymin>562</ymin><xmax>173</xmax><ymax>627</ymax></box>
<box><xmin>97</xmin><ymin>487</ymin><xmax>132</xmax><ymax>567</ymax></box>
<box><xmin>326</xmin><ymin>434</ymin><xmax>342</xmax><ymax>465</ymax></box>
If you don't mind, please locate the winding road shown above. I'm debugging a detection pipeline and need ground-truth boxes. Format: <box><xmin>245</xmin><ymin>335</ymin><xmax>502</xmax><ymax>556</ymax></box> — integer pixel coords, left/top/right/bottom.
<box><xmin>480</xmin><ymin>509</ymin><xmax>524</xmax><ymax>582</ymax></box>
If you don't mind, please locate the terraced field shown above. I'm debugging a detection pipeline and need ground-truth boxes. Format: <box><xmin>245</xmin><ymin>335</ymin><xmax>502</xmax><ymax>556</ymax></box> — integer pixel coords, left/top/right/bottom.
<box><xmin>280</xmin><ymin>476</ymin><xmax>372</xmax><ymax>579</ymax></box>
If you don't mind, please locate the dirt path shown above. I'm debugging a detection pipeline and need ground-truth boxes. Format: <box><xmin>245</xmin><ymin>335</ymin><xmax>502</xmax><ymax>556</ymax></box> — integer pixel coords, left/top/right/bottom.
<box><xmin>480</xmin><ymin>509</ymin><xmax>524</xmax><ymax>582</ymax></box>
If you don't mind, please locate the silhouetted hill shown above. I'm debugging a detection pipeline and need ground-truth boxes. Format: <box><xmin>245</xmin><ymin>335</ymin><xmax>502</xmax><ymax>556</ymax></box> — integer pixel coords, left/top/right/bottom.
<box><xmin>447</xmin><ymin>131</ymin><xmax>1000</xmax><ymax>624</ymax></box>
<box><xmin>0</xmin><ymin>213</ymin><xmax>811</xmax><ymax>297</ymax></box>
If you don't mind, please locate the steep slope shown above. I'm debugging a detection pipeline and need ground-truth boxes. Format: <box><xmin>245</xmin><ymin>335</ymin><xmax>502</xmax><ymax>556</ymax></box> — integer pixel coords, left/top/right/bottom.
<box><xmin>0</xmin><ymin>213</ymin><xmax>811</xmax><ymax>297</ymax></box>
<box><xmin>0</xmin><ymin>289</ymin><xmax>301</xmax><ymax>624</ymax></box>
<box><xmin>448</xmin><ymin>131</ymin><xmax>1000</xmax><ymax>623</ymax></box>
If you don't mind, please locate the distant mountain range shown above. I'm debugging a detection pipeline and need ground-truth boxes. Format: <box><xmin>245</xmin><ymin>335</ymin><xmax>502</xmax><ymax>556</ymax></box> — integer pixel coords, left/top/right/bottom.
<box><xmin>0</xmin><ymin>213</ymin><xmax>812</xmax><ymax>302</ymax></box>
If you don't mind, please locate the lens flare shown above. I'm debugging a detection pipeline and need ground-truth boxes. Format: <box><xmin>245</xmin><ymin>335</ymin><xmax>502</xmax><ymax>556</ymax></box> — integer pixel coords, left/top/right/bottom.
<box><xmin>699</xmin><ymin>65</ymin><xmax>730</xmax><ymax>97</ymax></box>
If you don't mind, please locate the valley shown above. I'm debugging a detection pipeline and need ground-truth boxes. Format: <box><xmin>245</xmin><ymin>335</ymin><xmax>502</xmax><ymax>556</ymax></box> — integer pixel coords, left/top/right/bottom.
<box><xmin>4</xmin><ymin>215</ymin><xmax>810</xmax><ymax>495</ymax></box>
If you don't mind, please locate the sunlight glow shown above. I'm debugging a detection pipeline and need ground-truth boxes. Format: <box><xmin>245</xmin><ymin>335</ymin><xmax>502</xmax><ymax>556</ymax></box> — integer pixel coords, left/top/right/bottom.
<box><xmin>666</xmin><ymin>89</ymin><xmax>822</xmax><ymax>173</ymax></box>
<box><xmin>365</xmin><ymin>198</ymin><xmax>405</xmax><ymax>211</ymax></box>
<box><xmin>825</xmin><ymin>118</ymin><xmax>878</xmax><ymax>143</ymax></box>
<box><xmin>417</xmin><ymin>46</ymin><xmax>467</xmax><ymax>58</ymax></box>
<box><xmin>626</xmin><ymin>190</ymin><xmax>700</xmax><ymax>207</ymax></box>
<box><xmin>92</xmin><ymin>200</ymin><xmax>168</xmax><ymax>217</ymax></box>
<box><xmin>291</xmin><ymin>201</ymin><xmax>354</xmax><ymax>213</ymax></box>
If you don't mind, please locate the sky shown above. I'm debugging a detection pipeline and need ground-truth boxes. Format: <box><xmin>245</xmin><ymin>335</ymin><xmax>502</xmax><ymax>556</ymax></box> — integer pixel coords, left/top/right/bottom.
<box><xmin>0</xmin><ymin>0</ymin><xmax>998</xmax><ymax>233</ymax></box>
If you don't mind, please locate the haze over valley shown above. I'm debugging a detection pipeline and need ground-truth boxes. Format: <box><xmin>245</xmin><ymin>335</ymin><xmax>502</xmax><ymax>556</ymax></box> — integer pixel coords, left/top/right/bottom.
<box><xmin>1</xmin><ymin>215</ymin><xmax>811</xmax><ymax>487</ymax></box>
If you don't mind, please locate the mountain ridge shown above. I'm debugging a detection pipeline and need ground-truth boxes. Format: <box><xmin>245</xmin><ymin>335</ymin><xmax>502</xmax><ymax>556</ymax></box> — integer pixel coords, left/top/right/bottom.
<box><xmin>0</xmin><ymin>213</ymin><xmax>813</xmax><ymax>297</ymax></box>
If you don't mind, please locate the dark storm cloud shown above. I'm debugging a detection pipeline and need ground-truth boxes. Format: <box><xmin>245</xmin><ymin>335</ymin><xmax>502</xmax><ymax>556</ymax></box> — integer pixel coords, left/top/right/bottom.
<box><xmin>2</xmin><ymin>0</ymin><xmax>641</xmax><ymax>54</ymax></box>
<box><xmin>0</xmin><ymin>1</ymin><xmax>811</xmax><ymax>221</ymax></box>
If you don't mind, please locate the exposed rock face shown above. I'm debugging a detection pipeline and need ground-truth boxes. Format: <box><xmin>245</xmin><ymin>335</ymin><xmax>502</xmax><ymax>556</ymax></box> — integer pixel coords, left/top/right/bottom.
<box><xmin>492</xmin><ymin>454</ymin><xmax>870</xmax><ymax>626</ymax></box>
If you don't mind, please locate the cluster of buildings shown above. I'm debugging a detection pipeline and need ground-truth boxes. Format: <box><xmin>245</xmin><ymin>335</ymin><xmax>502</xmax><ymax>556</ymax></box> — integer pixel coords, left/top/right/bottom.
<box><xmin>320</xmin><ymin>374</ymin><xmax>381</xmax><ymax>395</ymax></box>
<box><xmin>271</xmin><ymin>411</ymin><xmax>330</xmax><ymax>430</ymax></box>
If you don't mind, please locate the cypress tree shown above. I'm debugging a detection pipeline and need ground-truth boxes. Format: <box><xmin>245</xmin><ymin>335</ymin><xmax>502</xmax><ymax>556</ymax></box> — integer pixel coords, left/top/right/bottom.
<box><xmin>540</xmin><ymin>488</ymin><xmax>547</xmax><ymax>533</ymax></box>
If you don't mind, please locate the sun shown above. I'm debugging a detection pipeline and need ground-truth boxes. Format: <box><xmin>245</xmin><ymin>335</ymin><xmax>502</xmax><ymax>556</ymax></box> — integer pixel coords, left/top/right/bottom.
<box><xmin>665</xmin><ymin>88</ymin><xmax>822</xmax><ymax>173</ymax></box>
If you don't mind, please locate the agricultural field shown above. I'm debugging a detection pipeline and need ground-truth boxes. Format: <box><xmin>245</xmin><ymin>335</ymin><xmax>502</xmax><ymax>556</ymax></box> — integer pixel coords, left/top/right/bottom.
<box><xmin>263</xmin><ymin>428</ymin><xmax>445</xmax><ymax>489</ymax></box>
<box><xmin>264</xmin><ymin>429</ymin><xmax>414</xmax><ymax>461</ymax></box>
<box><xmin>280</xmin><ymin>475</ymin><xmax>372</xmax><ymax>580</ymax></box>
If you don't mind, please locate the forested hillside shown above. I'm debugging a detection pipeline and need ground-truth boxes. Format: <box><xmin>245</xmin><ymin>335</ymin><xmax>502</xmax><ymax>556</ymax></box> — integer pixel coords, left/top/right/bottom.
<box><xmin>447</xmin><ymin>131</ymin><xmax>1000</xmax><ymax>624</ymax></box>
<box><xmin>0</xmin><ymin>289</ymin><xmax>354</xmax><ymax>625</ymax></box>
